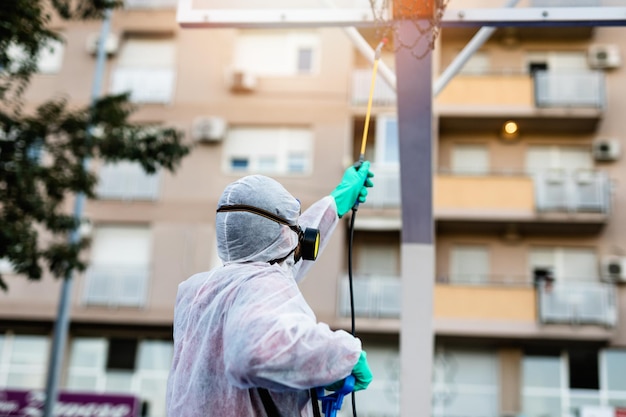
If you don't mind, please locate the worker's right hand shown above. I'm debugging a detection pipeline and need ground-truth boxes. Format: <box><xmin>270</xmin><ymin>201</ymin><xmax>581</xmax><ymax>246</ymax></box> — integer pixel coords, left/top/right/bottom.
<box><xmin>330</xmin><ymin>161</ymin><xmax>374</xmax><ymax>218</ymax></box>
<box><xmin>325</xmin><ymin>351</ymin><xmax>373</xmax><ymax>392</ymax></box>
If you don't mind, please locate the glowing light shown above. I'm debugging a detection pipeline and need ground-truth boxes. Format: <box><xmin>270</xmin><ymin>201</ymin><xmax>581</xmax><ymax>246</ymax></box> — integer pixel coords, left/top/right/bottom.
<box><xmin>503</xmin><ymin>121</ymin><xmax>518</xmax><ymax>135</ymax></box>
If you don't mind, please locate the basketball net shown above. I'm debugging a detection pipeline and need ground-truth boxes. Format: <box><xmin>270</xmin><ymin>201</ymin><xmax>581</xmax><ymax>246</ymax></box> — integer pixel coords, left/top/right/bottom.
<box><xmin>369</xmin><ymin>0</ymin><xmax>450</xmax><ymax>59</ymax></box>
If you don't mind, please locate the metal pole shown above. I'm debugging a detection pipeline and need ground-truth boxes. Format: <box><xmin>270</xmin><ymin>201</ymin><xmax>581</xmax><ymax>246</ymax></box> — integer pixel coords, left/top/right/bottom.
<box><xmin>395</xmin><ymin>20</ymin><xmax>434</xmax><ymax>417</ymax></box>
<box><xmin>434</xmin><ymin>0</ymin><xmax>520</xmax><ymax>96</ymax></box>
<box><xmin>42</xmin><ymin>8</ymin><xmax>111</xmax><ymax>417</ymax></box>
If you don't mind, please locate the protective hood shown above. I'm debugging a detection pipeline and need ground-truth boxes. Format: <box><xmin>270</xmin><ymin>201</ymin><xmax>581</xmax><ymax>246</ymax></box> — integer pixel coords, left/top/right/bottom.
<box><xmin>216</xmin><ymin>175</ymin><xmax>300</xmax><ymax>264</ymax></box>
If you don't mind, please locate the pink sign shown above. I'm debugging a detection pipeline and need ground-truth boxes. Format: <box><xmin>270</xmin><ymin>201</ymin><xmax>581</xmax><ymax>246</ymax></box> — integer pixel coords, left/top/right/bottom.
<box><xmin>0</xmin><ymin>389</ymin><xmax>140</xmax><ymax>417</ymax></box>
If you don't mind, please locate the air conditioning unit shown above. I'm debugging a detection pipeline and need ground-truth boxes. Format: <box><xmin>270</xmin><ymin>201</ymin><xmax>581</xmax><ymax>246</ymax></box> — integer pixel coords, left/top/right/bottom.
<box><xmin>601</xmin><ymin>256</ymin><xmax>626</xmax><ymax>283</ymax></box>
<box><xmin>592</xmin><ymin>139</ymin><xmax>621</xmax><ymax>162</ymax></box>
<box><xmin>86</xmin><ymin>32</ymin><xmax>120</xmax><ymax>56</ymax></box>
<box><xmin>192</xmin><ymin>116</ymin><xmax>227</xmax><ymax>143</ymax></box>
<box><xmin>229</xmin><ymin>70</ymin><xmax>257</xmax><ymax>93</ymax></box>
<box><xmin>588</xmin><ymin>44</ymin><xmax>621</xmax><ymax>70</ymax></box>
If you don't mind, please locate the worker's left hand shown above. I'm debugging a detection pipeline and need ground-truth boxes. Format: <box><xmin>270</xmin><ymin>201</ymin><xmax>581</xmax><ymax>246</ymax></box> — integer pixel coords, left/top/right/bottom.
<box><xmin>330</xmin><ymin>161</ymin><xmax>374</xmax><ymax>217</ymax></box>
<box><xmin>324</xmin><ymin>351</ymin><xmax>373</xmax><ymax>392</ymax></box>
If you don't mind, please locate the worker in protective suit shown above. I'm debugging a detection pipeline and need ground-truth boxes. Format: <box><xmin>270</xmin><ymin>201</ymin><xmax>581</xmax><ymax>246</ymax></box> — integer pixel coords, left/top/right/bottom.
<box><xmin>166</xmin><ymin>162</ymin><xmax>375</xmax><ymax>417</ymax></box>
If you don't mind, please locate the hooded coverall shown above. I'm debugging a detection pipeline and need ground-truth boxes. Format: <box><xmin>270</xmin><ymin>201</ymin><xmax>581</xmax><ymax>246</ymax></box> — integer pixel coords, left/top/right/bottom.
<box><xmin>166</xmin><ymin>175</ymin><xmax>362</xmax><ymax>417</ymax></box>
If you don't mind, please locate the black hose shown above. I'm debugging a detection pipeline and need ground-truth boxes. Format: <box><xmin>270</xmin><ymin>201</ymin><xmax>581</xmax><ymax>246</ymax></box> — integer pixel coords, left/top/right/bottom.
<box><xmin>348</xmin><ymin>207</ymin><xmax>358</xmax><ymax>417</ymax></box>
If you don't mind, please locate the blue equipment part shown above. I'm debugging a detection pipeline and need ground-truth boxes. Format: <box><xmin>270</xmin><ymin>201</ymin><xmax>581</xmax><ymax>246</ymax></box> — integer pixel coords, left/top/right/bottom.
<box><xmin>316</xmin><ymin>375</ymin><xmax>355</xmax><ymax>417</ymax></box>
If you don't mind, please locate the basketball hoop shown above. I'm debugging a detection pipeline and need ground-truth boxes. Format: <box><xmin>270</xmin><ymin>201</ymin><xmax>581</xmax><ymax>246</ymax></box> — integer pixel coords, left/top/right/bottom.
<box><xmin>369</xmin><ymin>0</ymin><xmax>449</xmax><ymax>59</ymax></box>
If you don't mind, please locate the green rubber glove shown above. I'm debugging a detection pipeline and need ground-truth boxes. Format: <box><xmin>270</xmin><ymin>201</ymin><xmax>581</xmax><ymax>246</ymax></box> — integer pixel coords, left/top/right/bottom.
<box><xmin>352</xmin><ymin>351</ymin><xmax>373</xmax><ymax>391</ymax></box>
<box><xmin>330</xmin><ymin>161</ymin><xmax>374</xmax><ymax>217</ymax></box>
<box><xmin>325</xmin><ymin>351</ymin><xmax>373</xmax><ymax>392</ymax></box>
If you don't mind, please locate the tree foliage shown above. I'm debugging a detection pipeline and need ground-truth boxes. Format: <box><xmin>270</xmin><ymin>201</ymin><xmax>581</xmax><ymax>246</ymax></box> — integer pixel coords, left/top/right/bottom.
<box><xmin>0</xmin><ymin>0</ymin><xmax>191</xmax><ymax>290</ymax></box>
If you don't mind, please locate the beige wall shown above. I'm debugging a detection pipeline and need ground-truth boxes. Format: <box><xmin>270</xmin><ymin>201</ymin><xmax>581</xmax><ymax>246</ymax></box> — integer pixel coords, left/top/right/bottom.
<box><xmin>437</xmin><ymin>75</ymin><xmax>534</xmax><ymax>106</ymax></box>
<box><xmin>434</xmin><ymin>175</ymin><xmax>535</xmax><ymax>215</ymax></box>
<box><xmin>3</xmin><ymin>5</ymin><xmax>626</xmax><ymax>350</ymax></box>
<box><xmin>434</xmin><ymin>285</ymin><xmax>536</xmax><ymax>322</ymax></box>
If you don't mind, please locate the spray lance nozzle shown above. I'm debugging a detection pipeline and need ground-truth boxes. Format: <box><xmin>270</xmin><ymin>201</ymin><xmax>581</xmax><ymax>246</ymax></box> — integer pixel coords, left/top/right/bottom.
<box><xmin>374</xmin><ymin>37</ymin><xmax>387</xmax><ymax>60</ymax></box>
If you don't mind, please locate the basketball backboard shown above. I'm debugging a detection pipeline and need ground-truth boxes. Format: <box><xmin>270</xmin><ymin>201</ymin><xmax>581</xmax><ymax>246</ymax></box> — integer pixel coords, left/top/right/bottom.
<box><xmin>176</xmin><ymin>0</ymin><xmax>387</xmax><ymax>29</ymax></box>
<box><xmin>177</xmin><ymin>0</ymin><xmax>626</xmax><ymax>30</ymax></box>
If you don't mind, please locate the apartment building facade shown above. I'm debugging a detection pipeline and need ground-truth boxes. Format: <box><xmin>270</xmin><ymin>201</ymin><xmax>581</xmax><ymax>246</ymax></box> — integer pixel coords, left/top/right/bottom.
<box><xmin>1</xmin><ymin>1</ymin><xmax>626</xmax><ymax>417</ymax></box>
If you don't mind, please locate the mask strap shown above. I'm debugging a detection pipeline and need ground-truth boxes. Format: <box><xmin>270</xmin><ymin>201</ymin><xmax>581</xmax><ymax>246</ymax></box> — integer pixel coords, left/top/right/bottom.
<box><xmin>217</xmin><ymin>204</ymin><xmax>294</xmax><ymax>227</ymax></box>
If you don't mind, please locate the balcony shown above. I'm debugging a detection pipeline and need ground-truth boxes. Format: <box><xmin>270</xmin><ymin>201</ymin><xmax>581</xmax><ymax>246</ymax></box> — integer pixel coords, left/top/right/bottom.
<box><xmin>534</xmin><ymin>70</ymin><xmax>605</xmax><ymax>109</ymax></box>
<box><xmin>96</xmin><ymin>162</ymin><xmax>160</xmax><ymax>201</ymax></box>
<box><xmin>338</xmin><ymin>275</ymin><xmax>536</xmax><ymax>322</ymax></box>
<box><xmin>437</xmin><ymin>71</ymin><xmax>604</xmax><ymax>134</ymax></box>
<box><xmin>83</xmin><ymin>265</ymin><xmax>149</xmax><ymax>307</ymax></box>
<box><xmin>534</xmin><ymin>170</ymin><xmax>610</xmax><ymax>214</ymax></box>
<box><xmin>360</xmin><ymin>169</ymin><xmax>611</xmax><ymax>234</ymax></box>
<box><xmin>338</xmin><ymin>274</ymin><xmax>617</xmax><ymax>337</ymax></box>
<box><xmin>537</xmin><ymin>281</ymin><xmax>617</xmax><ymax>327</ymax></box>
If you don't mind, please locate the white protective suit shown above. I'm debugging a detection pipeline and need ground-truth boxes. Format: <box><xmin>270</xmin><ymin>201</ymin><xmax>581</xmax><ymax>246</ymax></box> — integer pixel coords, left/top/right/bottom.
<box><xmin>166</xmin><ymin>175</ymin><xmax>362</xmax><ymax>417</ymax></box>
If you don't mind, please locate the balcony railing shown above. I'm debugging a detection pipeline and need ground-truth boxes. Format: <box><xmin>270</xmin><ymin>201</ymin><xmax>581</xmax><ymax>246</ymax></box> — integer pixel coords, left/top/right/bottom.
<box><xmin>534</xmin><ymin>70</ymin><xmax>605</xmax><ymax>109</ymax></box>
<box><xmin>537</xmin><ymin>281</ymin><xmax>617</xmax><ymax>327</ymax></box>
<box><xmin>83</xmin><ymin>265</ymin><xmax>149</xmax><ymax>307</ymax></box>
<box><xmin>110</xmin><ymin>67</ymin><xmax>176</xmax><ymax>104</ymax></box>
<box><xmin>351</xmin><ymin>69</ymin><xmax>396</xmax><ymax>107</ymax></box>
<box><xmin>96</xmin><ymin>162</ymin><xmax>160</xmax><ymax>201</ymax></box>
<box><xmin>339</xmin><ymin>275</ymin><xmax>401</xmax><ymax>318</ymax></box>
<box><xmin>364</xmin><ymin>169</ymin><xmax>611</xmax><ymax>215</ymax></box>
<box><xmin>534</xmin><ymin>170</ymin><xmax>611</xmax><ymax>214</ymax></box>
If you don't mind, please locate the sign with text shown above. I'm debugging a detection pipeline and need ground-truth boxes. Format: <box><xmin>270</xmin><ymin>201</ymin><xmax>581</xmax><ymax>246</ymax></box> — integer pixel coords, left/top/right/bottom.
<box><xmin>0</xmin><ymin>389</ymin><xmax>139</xmax><ymax>417</ymax></box>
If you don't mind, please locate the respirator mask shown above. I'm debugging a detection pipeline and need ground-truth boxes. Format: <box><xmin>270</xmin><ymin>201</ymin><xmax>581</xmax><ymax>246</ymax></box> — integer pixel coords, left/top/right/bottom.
<box><xmin>216</xmin><ymin>204</ymin><xmax>320</xmax><ymax>263</ymax></box>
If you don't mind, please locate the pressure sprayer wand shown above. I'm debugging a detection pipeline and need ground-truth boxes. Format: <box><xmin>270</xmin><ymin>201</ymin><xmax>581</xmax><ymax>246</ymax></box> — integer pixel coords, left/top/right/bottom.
<box><xmin>361</xmin><ymin>38</ymin><xmax>386</xmax><ymax>161</ymax></box>
<box><xmin>313</xmin><ymin>38</ymin><xmax>389</xmax><ymax>417</ymax></box>
<box><xmin>353</xmin><ymin>38</ymin><xmax>387</xmax><ymax>211</ymax></box>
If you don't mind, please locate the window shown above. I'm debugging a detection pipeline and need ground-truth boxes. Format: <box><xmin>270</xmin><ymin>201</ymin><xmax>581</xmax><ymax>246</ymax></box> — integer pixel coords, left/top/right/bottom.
<box><xmin>234</xmin><ymin>30</ymin><xmax>320</xmax><ymax>76</ymax></box>
<box><xmin>357</xmin><ymin>242</ymin><xmax>400</xmax><ymax>277</ymax></box>
<box><xmin>374</xmin><ymin>114</ymin><xmax>399</xmax><ymax>165</ymax></box>
<box><xmin>341</xmin><ymin>233</ymin><xmax>401</xmax><ymax>318</ymax></box>
<box><xmin>569</xmin><ymin>349</ymin><xmax>599</xmax><ymax>390</ymax></box>
<box><xmin>96</xmin><ymin>161</ymin><xmax>160</xmax><ymax>201</ymax></box>
<box><xmin>110</xmin><ymin>38</ymin><xmax>176</xmax><ymax>103</ymax></box>
<box><xmin>604</xmin><ymin>349</ymin><xmax>626</xmax><ymax>408</ymax></box>
<box><xmin>67</xmin><ymin>337</ymin><xmax>173</xmax><ymax>417</ymax></box>
<box><xmin>6</xmin><ymin>40</ymin><xmax>64</xmax><ymax>74</ymax></box>
<box><xmin>526</xmin><ymin>51</ymin><xmax>588</xmax><ymax>74</ymax></box>
<box><xmin>83</xmin><ymin>225</ymin><xmax>152</xmax><ymax>307</ymax></box>
<box><xmin>354</xmin><ymin>346</ymin><xmax>400</xmax><ymax>416</ymax></box>
<box><xmin>433</xmin><ymin>348</ymin><xmax>499</xmax><ymax>417</ymax></box>
<box><xmin>107</xmin><ymin>339</ymin><xmax>138</xmax><ymax>371</ymax></box>
<box><xmin>529</xmin><ymin>247</ymin><xmax>598</xmax><ymax>282</ymax></box>
<box><xmin>297</xmin><ymin>47</ymin><xmax>314</xmax><ymax>73</ymax></box>
<box><xmin>522</xmin><ymin>352</ymin><xmax>563</xmax><ymax>417</ymax></box>
<box><xmin>450</xmin><ymin>245</ymin><xmax>490</xmax><ymax>284</ymax></box>
<box><xmin>458</xmin><ymin>50</ymin><xmax>490</xmax><ymax>75</ymax></box>
<box><xmin>451</xmin><ymin>144</ymin><xmax>489</xmax><ymax>175</ymax></box>
<box><xmin>526</xmin><ymin>145</ymin><xmax>592</xmax><ymax>175</ymax></box>
<box><xmin>0</xmin><ymin>334</ymin><xmax>49</xmax><ymax>389</ymax></box>
<box><xmin>223</xmin><ymin>127</ymin><xmax>313</xmax><ymax>175</ymax></box>
<box><xmin>521</xmin><ymin>348</ymin><xmax>626</xmax><ymax>417</ymax></box>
